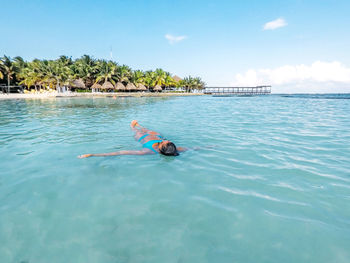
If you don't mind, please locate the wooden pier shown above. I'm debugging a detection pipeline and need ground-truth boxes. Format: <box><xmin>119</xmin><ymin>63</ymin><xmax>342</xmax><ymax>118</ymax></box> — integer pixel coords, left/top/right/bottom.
<box><xmin>204</xmin><ymin>86</ymin><xmax>271</xmax><ymax>96</ymax></box>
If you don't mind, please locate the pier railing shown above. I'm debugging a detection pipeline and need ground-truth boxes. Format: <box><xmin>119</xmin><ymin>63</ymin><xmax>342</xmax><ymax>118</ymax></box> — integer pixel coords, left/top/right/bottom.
<box><xmin>0</xmin><ymin>85</ymin><xmax>24</xmax><ymax>94</ymax></box>
<box><xmin>204</xmin><ymin>86</ymin><xmax>271</xmax><ymax>96</ymax></box>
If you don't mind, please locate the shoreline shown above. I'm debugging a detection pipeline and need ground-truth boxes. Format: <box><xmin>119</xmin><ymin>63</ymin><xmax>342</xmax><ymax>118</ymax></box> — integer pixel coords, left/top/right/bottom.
<box><xmin>0</xmin><ymin>92</ymin><xmax>205</xmax><ymax>100</ymax></box>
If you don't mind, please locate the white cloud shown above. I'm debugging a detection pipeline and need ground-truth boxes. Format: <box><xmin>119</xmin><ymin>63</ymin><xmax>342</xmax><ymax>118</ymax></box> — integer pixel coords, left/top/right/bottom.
<box><xmin>232</xmin><ymin>61</ymin><xmax>350</xmax><ymax>93</ymax></box>
<box><xmin>165</xmin><ymin>34</ymin><xmax>187</xmax><ymax>44</ymax></box>
<box><xmin>263</xmin><ymin>18</ymin><xmax>287</xmax><ymax>30</ymax></box>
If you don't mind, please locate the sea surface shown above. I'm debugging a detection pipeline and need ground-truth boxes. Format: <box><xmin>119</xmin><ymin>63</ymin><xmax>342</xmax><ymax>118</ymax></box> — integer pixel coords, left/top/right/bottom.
<box><xmin>0</xmin><ymin>94</ymin><xmax>350</xmax><ymax>263</ymax></box>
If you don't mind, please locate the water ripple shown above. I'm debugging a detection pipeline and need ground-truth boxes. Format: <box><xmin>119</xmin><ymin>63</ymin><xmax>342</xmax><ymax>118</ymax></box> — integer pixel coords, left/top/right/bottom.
<box><xmin>217</xmin><ymin>186</ymin><xmax>310</xmax><ymax>207</ymax></box>
<box><xmin>1</xmin><ymin>96</ymin><xmax>350</xmax><ymax>262</ymax></box>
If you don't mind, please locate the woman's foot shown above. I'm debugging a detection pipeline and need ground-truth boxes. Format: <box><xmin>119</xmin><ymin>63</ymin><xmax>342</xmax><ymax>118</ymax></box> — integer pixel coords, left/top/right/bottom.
<box><xmin>131</xmin><ymin>120</ymin><xmax>139</xmax><ymax>128</ymax></box>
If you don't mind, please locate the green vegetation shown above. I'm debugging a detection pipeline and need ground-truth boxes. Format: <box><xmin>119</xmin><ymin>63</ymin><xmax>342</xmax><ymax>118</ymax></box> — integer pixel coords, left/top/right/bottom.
<box><xmin>0</xmin><ymin>55</ymin><xmax>205</xmax><ymax>92</ymax></box>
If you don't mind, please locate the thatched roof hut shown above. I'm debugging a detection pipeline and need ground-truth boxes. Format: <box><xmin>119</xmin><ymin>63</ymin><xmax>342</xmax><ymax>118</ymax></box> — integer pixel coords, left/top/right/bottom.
<box><xmin>126</xmin><ymin>83</ymin><xmax>137</xmax><ymax>91</ymax></box>
<box><xmin>91</xmin><ymin>83</ymin><xmax>102</xmax><ymax>90</ymax></box>
<box><xmin>172</xmin><ymin>75</ymin><xmax>182</xmax><ymax>82</ymax></box>
<box><xmin>137</xmin><ymin>83</ymin><xmax>147</xmax><ymax>91</ymax></box>
<box><xmin>101</xmin><ymin>81</ymin><xmax>115</xmax><ymax>90</ymax></box>
<box><xmin>71</xmin><ymin>79</ymin><xmax>86</xmax><ymax>89</ymax></box>
<box><xmin>115</xmin><ymin>82</ymin><xmax>126</xmax><ymax>91</ymax></box>
<box><xmin>154</xmin><ymin>85</ymin><xmax>162</xmax><ymax>92</ymax></box>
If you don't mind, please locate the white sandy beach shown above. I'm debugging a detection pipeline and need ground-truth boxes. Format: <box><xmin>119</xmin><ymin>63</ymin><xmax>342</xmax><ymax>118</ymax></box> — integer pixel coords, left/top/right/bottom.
<box><xmin>0</xmin><ymin>92</ymin><xmax>205</xmax><ymax>100</ymax></box>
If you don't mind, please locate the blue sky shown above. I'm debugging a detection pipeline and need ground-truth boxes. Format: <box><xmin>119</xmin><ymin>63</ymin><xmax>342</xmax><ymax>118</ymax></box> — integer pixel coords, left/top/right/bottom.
<box><xmin>1</xmin><ymin>0</ymin><xmax>350</xmax><ymax>92</ymax></box>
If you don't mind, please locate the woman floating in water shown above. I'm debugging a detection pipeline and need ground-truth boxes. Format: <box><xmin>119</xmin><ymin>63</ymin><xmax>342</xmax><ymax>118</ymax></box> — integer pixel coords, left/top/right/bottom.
<box><xmin>78</xmin><ymin>120</ymin><xmax>186</xmax><ymax>158</ymax></box>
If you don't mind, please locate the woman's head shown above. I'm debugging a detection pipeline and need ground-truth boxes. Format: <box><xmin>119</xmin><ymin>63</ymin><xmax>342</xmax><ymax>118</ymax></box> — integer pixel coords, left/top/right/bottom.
<box><xmin>158</xmin><ymin>140</ymin><xmax>179</xmax><ymax>156</ymax></box>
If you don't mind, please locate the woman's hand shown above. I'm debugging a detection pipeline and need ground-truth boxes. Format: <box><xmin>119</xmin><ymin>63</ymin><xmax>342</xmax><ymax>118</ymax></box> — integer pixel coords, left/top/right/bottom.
<box><xmin>77</xmin><ymin>154</ymin><xmax>92</xmax><ymax>158</ymax></box>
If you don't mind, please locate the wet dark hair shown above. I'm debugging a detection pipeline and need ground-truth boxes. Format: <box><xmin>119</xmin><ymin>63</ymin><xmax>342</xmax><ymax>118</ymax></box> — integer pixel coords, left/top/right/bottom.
<box><xmin>159</xmin><ymin>141</ymin><xmax>179</xmax><ymax>156</ymax></box>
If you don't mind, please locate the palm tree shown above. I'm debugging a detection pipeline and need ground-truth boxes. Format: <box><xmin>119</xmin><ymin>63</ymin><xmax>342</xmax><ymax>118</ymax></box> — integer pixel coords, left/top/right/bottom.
<box><xmin>180</xmin><ymin>76</ymin><xmax>206</xmax><ymax>92</ymax></box>
<box><xmin>0</xmin><ymin>60</ymin><xmax>3</xmax><ymax>80</ymax></box>
<box><xmin>131</xmin><ymin>70</ymin><xmax>145</xmax><ymax>85</ymax></box>
<box><xmin>17</xmin><ymin>60</ymin><xmax>44</xmax><ymax>91</ymax></box>
<box><xmin>154</xmin><ymin>68</ymin><xmax>167</xmax><ymax>86</ymax></box>
<box><xmin>164</xmin><ymin>72</ymin><xmax>176</xmax><ymax>89</ymax></box>
<box><xmin>180</xmin><ymin>76</ymin><xmax>190</xmax><ymax>92</ymax></box>
<box><xmin>182</xmin><ymin>76</ymin><xmax>198</xmax><ymax>92</ymax></box>
<box><xmin>193</xmin><ymin>77</ymin><xmax>205</xmax><ymax>90</ymax></box>
<box><xmin>38</xmin><ymin>60</ymin><xmax>56</xmax><ymax>89</ymax></box>
<box><xmin>0</xmin><ymin>56</ymin><xmax>19</xmax><ymax>87</ymax></box>
<box><xmin>144</xmin><ymin>70</ymin><xmax>156</xmax><ymax>88</ymax></box>
<box><xmin>56</xmin><ymin>56</ymin><xmax>74</xmax><ymax>87</ymax></box>
<box><xmin>13</xmin><ymin>56</ymin><xmax>27</xmax><ymax>70</ymax></box>
<box><xmin>18</xmin><ymin>66</ymin><xmax>34</xmax><ymax>90</ymax></box>
<box><xmin>57</xmin><ymin>55</ymin><xmax>73</xmax><ymax>67</ymax></box>
<box><xmin>95</xmin><ymin>60</ymin><xmax>117</xmax><ymax>85</ymax></box>
<box><xmin>27</xmin><ymin>59</ymin><xmax>47</xmax><ymax>90</ymax></box>
<box><xmin>37</xmin><ymin>59</ymin><xmax>72</xmax><ymax>91</ymax></box>
<box><xmin>13</xmin><ymin>57</ymin><xmax>30</xmax><ymax>89</ymax></box>
<box><xmin>115</xmin><ymin>64</ymin><xmax>132</xmax><ymax>84</ymax></box>
<box><xmin>71</xmin><ymin>55</ymin><xmax>96</xmax><ymax>87</ymax></box>
<box><xmin>0</xmin><ymin>54</ymin><xmax>206</xmax><ymax>94</ymax></box>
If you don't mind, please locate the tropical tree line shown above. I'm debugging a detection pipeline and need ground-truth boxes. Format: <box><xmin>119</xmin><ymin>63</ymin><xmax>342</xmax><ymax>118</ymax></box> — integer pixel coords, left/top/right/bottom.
<box><xmin>0</xmin><ymin>55</ymin><xmax>205</xmax><ymax>92</ymax></box>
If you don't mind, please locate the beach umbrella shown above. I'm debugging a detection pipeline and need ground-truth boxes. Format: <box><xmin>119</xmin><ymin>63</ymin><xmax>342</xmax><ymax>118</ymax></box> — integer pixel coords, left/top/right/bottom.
<box><xmin>137</xmin><ymin>83</ymin><xmax>147</xmax><ymax>91</ymax></box>
<box><xmin>172</xmin><ymin>75</ymin><xmax>182</xmax><ymax>83</ymax></box>
<box><xmin>91</xmin><ymin>83</ymin><xmax>102</xmax><ymax>92</ymax></box>
<box><xmin>131</xmin><ymin>83</ymin><xmax>137</xmax><ymax>90</ymax></box>
<box><xmin>154</xmin><ymin>85</ymin><xmax>162</xmax><ymax>92</ymax></box>
<box><xmin>125</xmin><ymin>83</ymin><xmax>136</xmax><ymax>91</ymax></box>
<box><xmin>115</xmin><ymin>82</ymin><xmax>126</xmax><ymax>91</ymax></box>
<box><xmin>101</xmin><ymin>81</ymin><xmax>115</xmax><ymax>90</ymax></box>
<box><xmin>71</xmin><ymin>79</ymin><xmax>86</xmax><ymax>89</ymax></box>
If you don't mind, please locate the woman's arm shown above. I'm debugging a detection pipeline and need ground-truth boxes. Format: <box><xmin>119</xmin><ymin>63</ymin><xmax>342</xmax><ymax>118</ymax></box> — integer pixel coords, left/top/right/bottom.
<box><xmin>176</xmin><ymin>146</ymin><xmax>201</xmax><ymax>152</ymax></box>
<box><xmin>78</xmin><ymin>149</ymin><xmax>153</xmax><ymax>158</ymax></box>
<box><xmin>176</xmin><ymin>147</ymin><xmax>188</xmax><ymax>152</ymax></box>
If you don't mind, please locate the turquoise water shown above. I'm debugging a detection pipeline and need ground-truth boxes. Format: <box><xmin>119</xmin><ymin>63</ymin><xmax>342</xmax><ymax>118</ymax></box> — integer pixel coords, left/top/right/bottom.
<box><xmin>1</xmin><ymin>95</ymin><xmax>350</xmax><ymax>263</ymax></box>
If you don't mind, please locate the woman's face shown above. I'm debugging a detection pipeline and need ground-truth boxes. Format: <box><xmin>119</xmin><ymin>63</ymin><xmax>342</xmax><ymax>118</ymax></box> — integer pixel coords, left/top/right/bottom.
<box><xmin>158</xmin><ymin>140</ymin><xmax>170</xmax><ymax>149</ymax></box>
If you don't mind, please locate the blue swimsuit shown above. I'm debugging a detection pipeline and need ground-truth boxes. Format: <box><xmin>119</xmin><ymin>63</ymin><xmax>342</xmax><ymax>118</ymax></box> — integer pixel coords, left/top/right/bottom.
<box><xmin>138</xmin><ymin>133</ymin><xmax>163</xmax><ymax>153</ymax></box>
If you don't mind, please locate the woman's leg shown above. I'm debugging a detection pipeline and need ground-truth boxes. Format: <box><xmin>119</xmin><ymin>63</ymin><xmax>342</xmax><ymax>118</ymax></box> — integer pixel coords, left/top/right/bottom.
<box><xmin>134</xmin><ymin>131</ymin><xmax>145</xmax><ymax>141</ymax></box>
<box><xmin>131</xmin><ymin>120</ymin><xmax>154</xmax><ymax>134</ymax></box>
<box><xmin>131</xmin><ymin>120</ymin><xmax>161</xmax><ymax>141</ymax></box>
